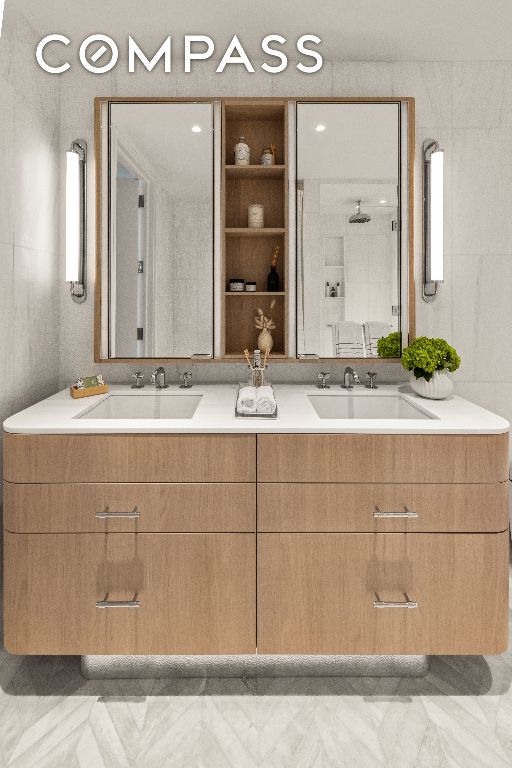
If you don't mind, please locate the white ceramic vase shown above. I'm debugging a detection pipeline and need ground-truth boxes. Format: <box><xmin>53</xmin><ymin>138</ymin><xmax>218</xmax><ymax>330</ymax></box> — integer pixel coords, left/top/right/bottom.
<box><xmin>410</xmin><ymin>370</ymin><xmax>454</xmax><ymax>400</ymax></box>
<box><xmin>258</xmin><ymin>329</ymin><xmax>273</xmax><ymax>354</ymax></box>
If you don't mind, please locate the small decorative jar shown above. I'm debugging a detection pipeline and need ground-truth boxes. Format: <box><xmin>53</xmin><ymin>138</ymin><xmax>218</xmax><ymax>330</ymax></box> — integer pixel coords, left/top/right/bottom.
<box><xmin>245</xmin><ymin>281</ymin><xmax>257</xmax><ymax>292</ymax></box>
<box><xmin>248</xmin><ymin>203</ymin><xmax>264</xmax><ymax>228</ymax></box>
<box><xmin>229</xmin><ymin>278</ymin><xmax>245</xmax><ymax>292</ymax></box>
<box><xmin>410</xmin><ymin>370</ymin><xmax>454</xmax><ymax>400</ymax></box>
<box><xmin>234</xmin><ymin>137</ymin><xmax>250</xmax><ymax>166</ymax></box>
<box><xmin>260</xmin><ymin>147</ymin><xmax>274</xmax><ymax>166</ymax></box>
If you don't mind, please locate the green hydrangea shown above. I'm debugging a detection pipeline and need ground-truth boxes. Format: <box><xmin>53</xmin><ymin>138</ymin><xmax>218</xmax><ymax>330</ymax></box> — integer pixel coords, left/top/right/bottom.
<box><xmin>377</xmin><ymin>332</ymin><xmax>401</xmax><ymax>358</ymax></box>
<box><xmin>401</xmin><ymin>337</ymin><xmax>461</xmax><ymax>381</ymax></box>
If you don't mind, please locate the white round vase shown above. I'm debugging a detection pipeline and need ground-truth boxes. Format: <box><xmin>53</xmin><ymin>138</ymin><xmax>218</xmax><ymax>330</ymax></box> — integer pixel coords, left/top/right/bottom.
<box><xmin>410</xmin><ymin>370</ymin><xmax>454</xmax><ymax>400</ymax></box>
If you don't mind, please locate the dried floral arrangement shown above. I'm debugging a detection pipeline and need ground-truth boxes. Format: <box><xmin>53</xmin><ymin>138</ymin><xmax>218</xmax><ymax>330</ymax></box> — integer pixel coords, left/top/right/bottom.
<box><xmin>254</xmin><ymin>299</ymin><xmax>276</xmax><ymax>332</ymax></box>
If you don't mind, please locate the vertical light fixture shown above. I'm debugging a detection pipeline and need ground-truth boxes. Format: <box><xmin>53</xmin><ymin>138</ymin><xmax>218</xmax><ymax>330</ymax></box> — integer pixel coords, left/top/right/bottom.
<box><xmin>423</xmin><ymin>138</ymin><xmax>444</xmax><ymax>301</ymax></box>
<box><xmin>66</xmin><ymin>139</ymin><xmax>87</xmax><ymax>302</ymax></box>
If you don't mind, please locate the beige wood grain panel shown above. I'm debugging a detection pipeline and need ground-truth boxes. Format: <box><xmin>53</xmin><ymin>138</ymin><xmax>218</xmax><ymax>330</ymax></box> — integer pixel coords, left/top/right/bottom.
<box><xmin>257</xmin><ymin>433</ymin><xmax>509</xmax><ymax>484</ymax></box>
<box><xmin>4</xmin><ymin>531</ymin><xmax>256</xmax><ymax>655</ymax></box>
<box><xmin>257</xmin><ymin>482</ymin><xmax>508</xmax><ymax>533</ymax></box>
<box><xmin>257</xmin><ymin>532</ymin><xmax>509</xmax><ymax>655</ymax></box>
<box><xmin>3</xmin><ymin>433</ymin><xmax>256</xmax><ymax>483</ymax></box>
<box><xmin>4</xmin><ymin>482</ymin><xmax>256</xmax><ymax>534</ymax></box>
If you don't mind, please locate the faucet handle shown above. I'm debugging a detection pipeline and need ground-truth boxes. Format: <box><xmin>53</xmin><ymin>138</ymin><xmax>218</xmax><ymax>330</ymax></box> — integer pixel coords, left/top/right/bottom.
<box><xmin>131</xmin><ymin>371</ymin><xmax>144</xmax><ymax>389</ymax></box>
<box><xmin>317</xmin><ymin>371</ymin><xmax>331</xmax><ymax>389</ymax></box>
<box><xmin>365</xmin><ymin>372</ymin><xmax>378</xmax><ymax>389</ymax></box>
<box><xmin>150</xmin><ymin>370</ymin><xmax>157</xmax><ymax>385</ymax></box>
<box><xmin>179</xmin><ymin>371</ymin><xmax>193</xmax><ymax>389</ymax></box>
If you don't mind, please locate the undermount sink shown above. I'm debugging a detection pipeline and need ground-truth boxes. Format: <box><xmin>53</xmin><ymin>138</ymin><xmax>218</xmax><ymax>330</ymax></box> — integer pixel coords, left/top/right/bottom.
<box><xmin>308</xmin><ymin>392</ymin><xmax>434</xmax><ymax>420</ymax></box>
<box><xmin>78</xmin><ymin>393</ymin><xmax>202</xmax><ymax>420</ymax></box>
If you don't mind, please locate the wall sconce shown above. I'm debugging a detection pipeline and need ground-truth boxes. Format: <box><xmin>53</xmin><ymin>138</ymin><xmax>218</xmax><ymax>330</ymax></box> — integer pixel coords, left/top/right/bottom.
<box><xmin>423</xmin><ymin>138</ymin><xmax>444</xmax><ymax>302</ymax></box>
<box><xmin>66</xmin><ymin>139</ymin><xmax>87</xmax><ymax>302</ymax></box>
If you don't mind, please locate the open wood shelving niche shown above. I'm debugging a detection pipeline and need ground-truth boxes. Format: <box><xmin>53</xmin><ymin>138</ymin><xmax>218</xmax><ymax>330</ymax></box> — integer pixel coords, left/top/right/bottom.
<box><xmin>222</xmin><ymin>101</ymin><xmax>288</xmax><ymax>359</ymax></box>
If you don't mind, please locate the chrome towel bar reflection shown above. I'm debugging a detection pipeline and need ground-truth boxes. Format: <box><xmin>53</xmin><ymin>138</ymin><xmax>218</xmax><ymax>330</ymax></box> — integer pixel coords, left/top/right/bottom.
<box><xmin>95</xmin><ymin>509</ymin><xmax>140</xmax><ymax>519</ymax></box>
<box><xmin>96</xmin><ymin>593</ymin><xmax>140</xmax><ymax>609</ymax></box>
<box><xmin>374</xmin><ymin>592</ymin><xmax>418</xmax><ymax>609</ymax></box>
<box><xmin>373</xmin><ymin>506</ymin><xmax>418</xmax><ymax>519</ymax></box>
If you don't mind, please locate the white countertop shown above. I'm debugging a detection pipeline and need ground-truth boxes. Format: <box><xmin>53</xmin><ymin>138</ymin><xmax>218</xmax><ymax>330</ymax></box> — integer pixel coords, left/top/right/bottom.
<box><xmin>3</xmin><ymin>383</ymin><xmax>509</xmax><ymax>435</ymax></box>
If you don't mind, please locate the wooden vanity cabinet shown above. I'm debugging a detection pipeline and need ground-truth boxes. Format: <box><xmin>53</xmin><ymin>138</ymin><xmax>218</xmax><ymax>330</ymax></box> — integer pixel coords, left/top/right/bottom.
<box><xmin>257</xmin><ymin>433</ymin><xmax>509</xmax><ymax>655</ymax></box>
<box><xmin>3</xmin><ymin>430</ymin><xmax>509</xmax><ymax>656</ymax></box>
<box><xmin>3</xmin><ymin>433</ymin><xmax>257</xmax><ymax>655</ymax></box>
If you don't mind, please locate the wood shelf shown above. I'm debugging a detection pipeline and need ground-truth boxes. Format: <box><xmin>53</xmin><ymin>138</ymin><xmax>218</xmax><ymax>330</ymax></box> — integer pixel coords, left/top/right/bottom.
<box><xmin>222</xmin><ymin>353</ymin><xmax>288</xmax><ymax>360</ymax></box>
<box><xmin>225</xmin><ymin>165</ymin><xmax>285</xmax><ymax>178</ymax></box>
<box><xmin>225</xmin><ymin>291</ymin><xmax>285</xmax><ymax>297</ymax></box>
<box><xmin>222</xmin><ymin>100</ymin><xmax>287</xmax><ymax>358</ymax></box>
<box><xmin>225</xmin><ymin>228</ymin><xmax>285</xmax><ymax>237</ymax></box>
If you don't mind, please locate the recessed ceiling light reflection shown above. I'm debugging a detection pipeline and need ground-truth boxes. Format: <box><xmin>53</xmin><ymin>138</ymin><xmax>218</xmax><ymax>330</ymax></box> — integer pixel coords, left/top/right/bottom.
<box><xmin>315</xmin><ymin>124</ymin><xmax>326</xmax><ymax>132</ymax></box>
<box><xmin>379</xmin><ymin>199</ymin><xmax>387</xmax><ymax>204</ymax></box>
<box><xmin>191</xmin><ymin>125</ymin><xmax>202</xmax><ymax>133</ymax></box>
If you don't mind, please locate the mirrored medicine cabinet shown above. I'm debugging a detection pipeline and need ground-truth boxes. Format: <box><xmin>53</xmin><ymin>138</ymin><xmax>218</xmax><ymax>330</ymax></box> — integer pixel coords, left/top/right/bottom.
<box><xmin>95</xmin><ymin>97</ymin><xmax>414</xmax><ymax>363</ymax></box>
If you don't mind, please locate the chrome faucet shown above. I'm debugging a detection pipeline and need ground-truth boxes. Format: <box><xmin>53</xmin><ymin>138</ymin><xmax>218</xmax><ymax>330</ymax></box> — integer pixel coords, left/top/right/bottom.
<box><xmin>151</xmin><ymin>366</ymin><xmax>168</xmax><ymax>389</ymax></box>
<box><xmin>341</xmin><ymin>366</ymin><xmax>360</xmax><ymax>390</ymax></box>
<box><xmin>316</xmin><ymin>371</ymin><xmax>331</xmax><ymax>389</ymax></box>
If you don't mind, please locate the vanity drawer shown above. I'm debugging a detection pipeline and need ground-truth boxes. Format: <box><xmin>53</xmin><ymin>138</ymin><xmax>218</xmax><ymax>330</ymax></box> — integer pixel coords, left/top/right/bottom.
<box><xmin>3</xmin><ymin>433</ymin><xmax>256</xmax><ymax>483</ymax></box>
<box><xmin>257</xmin><ymin>532</ymin><xmax>509</xmax><ymax>655</ymax></box>
<box><xmin>258</xmin><ymin>482</ymin><xmax>508</xmax><ymax>533</ymax></box>
<box><xmin>257</xmin><ymin>433</ymin><xmax>509</xmax><ymax>484</ymax></box>
<box><xmin>4</xmin><ymin>531</ymin><xmax>256</xmax><ymax>655</ymax></box>
<box><xmin>4</xmin><ymin>482</ymin><xmax>256</xmax><ymax>533</ymax></box>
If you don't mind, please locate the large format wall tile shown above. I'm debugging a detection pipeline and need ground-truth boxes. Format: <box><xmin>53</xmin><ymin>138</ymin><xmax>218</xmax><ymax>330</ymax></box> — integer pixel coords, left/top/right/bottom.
<box><xmin>13</xmin><ymin>95</ymin><xmax>60</xmax><ymax>253</ymax></box>
<box><xmin>12</xmin><ymin>245</ymin><xmax>60</xmax><ymax>398</ymax></box>
<box><xmin>451</xmin><ymin>253</ymin><xmax>512</xmax><ymax>382</ymax></box>
<box><xmin>453</xmin><ymin>62</ymin><xmax>512</xmax><ymax>129</ymax></box>
<box><xmin>272</xmin><ymin>62</ymin><xmax>333</xmax><ymax>97</ymax></box>
<box><xmin>392</xmin><ymin>62</ymin><xmax>453</xmax><ymax>128</ymax></box>
<box><xmin>452</xmin><ymin>128</ymin><xmax>512</xmax><ymax>256</ymax></box>
<box><xmin>332</xmin><ymin>62</ymin><xmax>393</xmax><ymax>96</ymax></box>
<box><xmin>0</xmin><ymin>75</ymin><xmax>14</xmax><ymax>245</ymax></box>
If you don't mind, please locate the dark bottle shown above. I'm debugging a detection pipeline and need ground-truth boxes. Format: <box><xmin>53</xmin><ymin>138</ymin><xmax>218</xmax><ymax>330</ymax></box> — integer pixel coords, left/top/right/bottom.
<box><xmin>267</xmin><ymin>265</ymin><xmax>280</xmax><ymax>292</ymax></box>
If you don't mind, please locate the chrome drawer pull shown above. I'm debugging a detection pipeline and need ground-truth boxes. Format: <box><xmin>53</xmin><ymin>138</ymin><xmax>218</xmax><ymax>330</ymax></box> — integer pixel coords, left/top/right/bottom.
<box><xmin>96</xmin><ymin>509</ymin><xmax>140</xmax><ymax>519</ymax></box>
<box><xmin>374</xmin><ymin>592</ymin><xmax>418</xmax><ymax>609</ymax></box>
<box><xmin>96</xmin><ymin>593</ymin><xmax>140</xmax><ymax>609</ymax></box>
<box><xmin>373</xmin><ymin>506</ymin><xmax>418</xmax><ymax>519</ymax></box>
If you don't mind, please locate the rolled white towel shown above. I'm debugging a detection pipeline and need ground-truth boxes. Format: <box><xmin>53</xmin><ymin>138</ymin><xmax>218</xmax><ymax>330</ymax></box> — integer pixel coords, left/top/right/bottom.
<box><xmin>256</xmin><ymin>385</ymin><xmax>277</xmax><ymax>414</ymax></box>
<box><xmin>237</xmin><ymin>386</ymin><xmax>257</xmax><ymax>413</ymax></box>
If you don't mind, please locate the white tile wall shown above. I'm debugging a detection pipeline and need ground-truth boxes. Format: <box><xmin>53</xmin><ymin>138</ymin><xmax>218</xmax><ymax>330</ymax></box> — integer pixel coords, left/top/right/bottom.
<box><xmin>0</xmin><ymin>7</ymin><xmax>61</xmax><ymax>489</ymax></box>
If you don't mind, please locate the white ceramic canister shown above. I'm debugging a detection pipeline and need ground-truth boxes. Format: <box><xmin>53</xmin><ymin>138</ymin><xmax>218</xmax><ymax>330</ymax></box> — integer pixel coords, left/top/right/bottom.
<box><xmin>248</xmin><ymin>203</ymin><xmax>264</xmax><ymax>228</ymax></box>
<box><xmin>261</xmin><ymin>147</ymin><xmax>274</xmax><ymax>166</ymax></box>
<box><xmin>234</xmin><ymin>137</ymin><xmax>250</xmax><ymax>166</ymax></box>
<box><xmin>410</xmin><ymin>370</ymin><xmax>454</xmax><ymax>399</ymax></box>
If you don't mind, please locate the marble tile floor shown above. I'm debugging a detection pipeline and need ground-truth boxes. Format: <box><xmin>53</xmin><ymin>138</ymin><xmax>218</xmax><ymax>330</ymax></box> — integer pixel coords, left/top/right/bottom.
<box><xmin>0</xmin><ymin>556</ymin><xmax>511</xmax><ymax>768</ymax></box>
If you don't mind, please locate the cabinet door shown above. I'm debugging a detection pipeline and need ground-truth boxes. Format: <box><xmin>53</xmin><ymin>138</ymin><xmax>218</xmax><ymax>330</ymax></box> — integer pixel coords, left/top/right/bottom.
<box><xmin>5</xmin><ymin>532</ymin><xmax>256</xmax><ymax>655</ymax></box>
<box><xmin>257</xmin><ymin>532</ymin><xmax>508</xmax><ymax>655</ymax></box>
